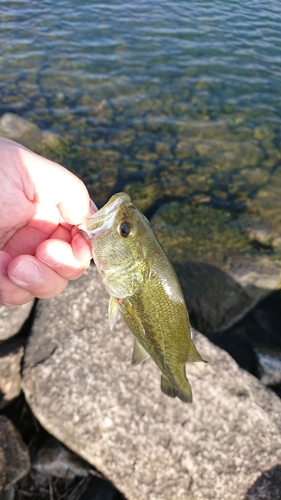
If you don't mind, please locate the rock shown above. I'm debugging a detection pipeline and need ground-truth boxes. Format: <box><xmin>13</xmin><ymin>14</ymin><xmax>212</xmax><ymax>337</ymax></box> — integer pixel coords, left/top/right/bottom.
<box><xmin>151</xmin><ymin>201</ymin><xmax>281</xmax><ymax>331</ymax></box>
<box><xmin>0</xmin><ymin>113</ymin><xmax>42</xmax><ymax>149</ymax></box>
<box><xmin>257</xmin><ymin>352</ymin><xmax>281</xmax><ymax>387</ymax></box>
<box><xmin>0</xmin><ymin>416</ymin><xmax>30</xmax><ymax>493</ymax></box>
<box><xmin>0</xmin><ymin>337</ymin><xmax>24</xmax><ymax>409</ymax></box>
<box><xmin>0</xmin><ymin>301</ymin><xmax>34</xmax><ymax>341</ymax></box>
<box><xmin>41</xmin><ymin>130</ymin><xmax>62</xmax><ymax>149</ymax></box>
<box><xmin>0</xmin><ymin>113</ymin><xmax>63</xmax><ymax>156</ymax></box>
<box><xmin>123</xmin><ymin>181</ymin><xmax>162</xmax><ymax>213</ymax></box>
<box><xmin>253</xmin><ymin>167</ymin><xmax>281</xmax><ymax>234</ymax></box>
<box><xmin>155</xmin><ymin>141</ymin><xmax>172</xmax><ymax>157</ymax></box>
<box><xmin>244</xmin><ymin>465</ymin><xmax>281</xmax><ymax>500</ymax></box>
<box><xmin>22</xmin><ymin>266</ymin><xmax>281</xmax><ymax>500</ymax></box>
<box><xmin>135</xmin><ymin>150</ymin><xmax>158</xmax><ymax>162</ymax></box>
<box><xmin>32</xmin><ymin>436</ymin><xmax>89</xmax><ymax>479</ymax></box>
<box><xmin>212</xmin><ymin>290</ymin><xmax>281</xmax><ymax>377</ymax></box>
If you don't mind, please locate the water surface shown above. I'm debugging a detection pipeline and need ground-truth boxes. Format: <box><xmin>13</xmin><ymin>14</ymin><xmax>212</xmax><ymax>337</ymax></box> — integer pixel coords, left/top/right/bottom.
<box><xmin>1</xmin><ymin>0</ymin><xmax>281</xmax><ymax>230</ymax></box>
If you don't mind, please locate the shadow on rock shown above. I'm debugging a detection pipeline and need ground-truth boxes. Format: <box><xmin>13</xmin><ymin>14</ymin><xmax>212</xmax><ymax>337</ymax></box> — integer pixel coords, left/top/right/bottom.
<box><xmin>174</xmin><ymin>261</ymin><xmax>255</xmax><ymax>332</ymax></box>
<box><xmin>174</xmin><ymin>261</ymin><xmax>281</xmax><ymax>376</ymax></box>
<box><xmin>244</xmin><ymin>465</ymin><xmax>281</xmax><ymax>500</ymax></box>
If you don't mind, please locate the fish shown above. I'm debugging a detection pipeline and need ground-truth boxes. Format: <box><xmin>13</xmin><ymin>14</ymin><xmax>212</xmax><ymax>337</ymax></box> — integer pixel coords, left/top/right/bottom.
<box><xmin>79</xmin><ymin>192</ymin><xmax>204</xmax><ymax>403</ymax></box>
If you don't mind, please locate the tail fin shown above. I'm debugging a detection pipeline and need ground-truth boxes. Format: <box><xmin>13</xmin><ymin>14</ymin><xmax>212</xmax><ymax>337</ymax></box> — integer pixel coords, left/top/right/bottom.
<box><xmin>161</xmin><ymin>375</ymin><xmax>192</xmax><ymax>403</ymax></box>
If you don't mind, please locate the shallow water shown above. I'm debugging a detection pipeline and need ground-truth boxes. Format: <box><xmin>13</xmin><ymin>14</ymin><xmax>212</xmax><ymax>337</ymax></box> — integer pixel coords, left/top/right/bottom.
<box><xmin>1</xmin><ymin>0</ymin><xmax>281</xmax><ymax>229</ymax></box>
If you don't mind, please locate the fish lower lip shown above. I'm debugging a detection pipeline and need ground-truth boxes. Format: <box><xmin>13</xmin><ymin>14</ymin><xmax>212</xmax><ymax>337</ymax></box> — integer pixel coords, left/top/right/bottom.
<box><xmin>79</xmin><ymin>211</ymin><xmax>115</xmax><ymax>237</ymax></box>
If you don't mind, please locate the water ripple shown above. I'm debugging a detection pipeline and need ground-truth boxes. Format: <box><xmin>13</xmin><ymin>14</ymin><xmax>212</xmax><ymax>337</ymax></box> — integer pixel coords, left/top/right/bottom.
<box><xmin>1</xmin><ymin>0</ymin><xmax>281</xmax><ymax>230</ymax></box>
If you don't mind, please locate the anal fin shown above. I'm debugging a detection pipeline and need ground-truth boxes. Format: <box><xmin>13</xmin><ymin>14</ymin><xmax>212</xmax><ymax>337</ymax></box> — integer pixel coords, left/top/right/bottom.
<box><xmin>131</xmin><ymin>340</ymin><xmax>149</xmax><ymax>366</ymax></box>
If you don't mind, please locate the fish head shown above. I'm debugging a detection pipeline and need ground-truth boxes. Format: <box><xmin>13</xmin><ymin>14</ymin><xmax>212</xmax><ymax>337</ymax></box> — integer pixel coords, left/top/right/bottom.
<box><xmin>79</xmin><ymin>193</ymin><xmax>151</xmax><ymax>296</ymax></box>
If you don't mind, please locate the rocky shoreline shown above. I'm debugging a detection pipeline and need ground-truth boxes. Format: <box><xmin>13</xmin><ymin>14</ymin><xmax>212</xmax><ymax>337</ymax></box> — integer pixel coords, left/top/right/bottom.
<box><xmin>1</xmin><ymin>265</ymin><xmax>281</xmax><ymax>500</ymax></box>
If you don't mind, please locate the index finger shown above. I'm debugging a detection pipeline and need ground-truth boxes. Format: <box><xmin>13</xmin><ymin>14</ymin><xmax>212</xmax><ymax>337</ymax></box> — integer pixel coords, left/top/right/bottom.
<box><xmin>6</xmin><ymin>139</ymin><xmax>96</xmax><ymax>224</ymax></box>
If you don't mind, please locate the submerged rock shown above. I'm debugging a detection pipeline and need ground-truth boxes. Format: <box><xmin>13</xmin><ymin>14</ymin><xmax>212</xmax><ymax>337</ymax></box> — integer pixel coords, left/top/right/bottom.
<box><xmin>253</xmin><ymin>167</ymin><xmax>281</xmax><ymax>234</ymax></box>
<box><xmin>22</xmin><ymin>265</ymin><xmax>281</xmax><ymax>500</ymax></box>
<box><xmin>0</xmin><ymin>113</ymin><xmax>42</xmax><ymax>149</ymax></box>
<box><xmin>0</xmin><ymin>113</ymin><xmax>62</xmax><ymax>155</ymax></box>
<box><xmin>123</xmin><ymin>180</ymin><xmax>162</xmax><ymax>213</ymax></box>
<box><xmin>151</xmin><ymin>201</ymin><xmax>281</xmax><ymax>331</ymax></box>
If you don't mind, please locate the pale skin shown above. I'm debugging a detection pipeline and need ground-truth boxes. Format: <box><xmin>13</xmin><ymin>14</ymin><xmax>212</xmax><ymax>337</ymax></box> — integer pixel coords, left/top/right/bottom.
<box><xmin>0</xmin><ymin>137</ymin><xmax>95</xmax><ymax>306</ymax></box>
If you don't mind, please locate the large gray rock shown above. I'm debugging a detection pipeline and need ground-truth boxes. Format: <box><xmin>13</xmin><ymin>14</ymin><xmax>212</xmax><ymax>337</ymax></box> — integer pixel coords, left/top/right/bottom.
<box><xmin>22</xmin><ymin>266</ymin><xmax>281</xmax><ymax>500</ymax></box>
<box><xmin>0</xmin><ymin>301</ymin><xmax>34</xmax><ymax>341</ymax></box>
<box><xmin>151</xmin><ymin>201</ymin><xmax>281</xmax><ymax>331</ymax></box>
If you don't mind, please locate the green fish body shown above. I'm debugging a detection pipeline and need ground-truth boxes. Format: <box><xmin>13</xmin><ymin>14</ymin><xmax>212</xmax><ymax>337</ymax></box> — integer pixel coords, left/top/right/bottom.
<box><xmin>79</xmin><ymin>193</ymin><xmax>204</xmax><ymax>403</ymax></box>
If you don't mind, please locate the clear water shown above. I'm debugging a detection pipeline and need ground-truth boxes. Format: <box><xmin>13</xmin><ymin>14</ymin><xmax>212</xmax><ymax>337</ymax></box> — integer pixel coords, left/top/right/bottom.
<box><xmin>1</xmin><ymin>0</ymin><xmax>281</xmax><ymax>229</ymax></box>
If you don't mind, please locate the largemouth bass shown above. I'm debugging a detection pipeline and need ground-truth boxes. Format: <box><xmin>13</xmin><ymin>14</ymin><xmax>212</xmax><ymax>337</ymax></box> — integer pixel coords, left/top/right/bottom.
<box><xmin>79</xmin><ymin>193</ymin><xmax>204</xmax><ymax>403</ymax></box>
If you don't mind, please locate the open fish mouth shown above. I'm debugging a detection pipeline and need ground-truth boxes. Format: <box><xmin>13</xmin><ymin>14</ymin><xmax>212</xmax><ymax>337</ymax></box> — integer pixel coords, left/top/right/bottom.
<box><xmin>78</xmin><ymin>193</ymin><xmax>129</xmax><ymax>237</ymax></box>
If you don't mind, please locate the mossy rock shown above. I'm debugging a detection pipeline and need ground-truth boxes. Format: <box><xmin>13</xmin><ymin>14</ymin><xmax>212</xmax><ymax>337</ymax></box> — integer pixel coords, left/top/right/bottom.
<box><xmin>124</xmin><ymin>181</ymin><xmax>162</xmax><ymax>213</ymax></box>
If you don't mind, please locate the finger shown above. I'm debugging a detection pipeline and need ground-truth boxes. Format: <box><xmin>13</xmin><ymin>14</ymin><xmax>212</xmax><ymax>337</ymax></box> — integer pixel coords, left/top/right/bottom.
<box><xmin>3</xmin><ymin>204</ymin><xmax>60</xmax><ymax>258</ymax></box>
<box><xmin>7</xmin><ymin>255</ymin><xmax>68</xmax><ymax>299</ymax></box>
<box><xmin>50</xmin><ymin>224</ymin><xmax>72</xmax><ymax>243</ymax></box>
<box><xmin>0</xmin><ymin>251</ymin><xmax>34</xmax><ymax>306</ymax></box>
<box><xmin>71</xmin><ymin>232</ymin><xmax>92</xmax><ymax>263</ymax></box>
<box><xmin>36</xmin><ymin>239</ymin><xmax>90</xmax><ymax>280</ymax></box>
<box><xmin>17</xmin><ymin>146</ymin><xmax>95</xmax><ymax>224</ymax></box>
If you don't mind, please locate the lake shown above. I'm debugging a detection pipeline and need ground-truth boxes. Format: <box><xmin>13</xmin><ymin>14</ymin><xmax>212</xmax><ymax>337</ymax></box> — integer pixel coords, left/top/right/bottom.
<box><xmin>1</xmin><ymin>0</ymin><xmax>281</xmax><ymax>231</ymax></box>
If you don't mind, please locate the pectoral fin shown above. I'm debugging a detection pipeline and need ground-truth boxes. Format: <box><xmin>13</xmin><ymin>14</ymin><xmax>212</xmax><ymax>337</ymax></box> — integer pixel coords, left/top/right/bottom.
<box><xmin>131</xmin><ymin>340</ymin><xmax>149</xmax><ymax>366</ymax></box>
<box><xmin>108</xmin><ymin>296</ymin><xmax>119</xmax><ymax>330</ymax></box>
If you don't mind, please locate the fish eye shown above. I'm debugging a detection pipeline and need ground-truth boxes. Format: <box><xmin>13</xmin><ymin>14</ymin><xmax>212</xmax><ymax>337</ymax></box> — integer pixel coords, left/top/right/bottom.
<box><xmin>119</xmin><ymin>221</ymin><xmax>131</xmax><ymax>238</ymax></box>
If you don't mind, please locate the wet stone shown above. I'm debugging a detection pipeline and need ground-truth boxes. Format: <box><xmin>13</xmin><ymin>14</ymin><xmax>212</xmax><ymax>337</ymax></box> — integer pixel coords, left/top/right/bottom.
<box><xmin>155</xmin><ymin>141</ymin><xmax>172</xmax><ymax>157</ymax></box>
<box><xmin>253</xmin><ymin>126</ymin><xmax>275</xmax><ymax>141</ymax></box>
<box><xmin>0</xmin><ymin>113</ymin><xmax>42</xmax><ymax>149</ymax></box>
<box><xmin>135</xmin><ymin>150</ymin><xmax>159</xmax><ymax>162</ymax></box>
<box><xmin>253</xmin><ymin>167</ymin><xmax>281</xmax><ymax>233</ymax></box>
<box><xmin>240</xmin><ymin>167</ymin><xmax>269</xmax><ymax>186</ymax></box>
<box><xmin>175</xmin><ymin>140</ymin><xmax>191</xmax><ymax>159</ymax></box>
<box><xmin>186</xmin><ymin>172</ymin><xmax>210</xmax><ymax>192</ymax></box>
<box><xmin>124</xmin><ymin>181</ymin><xmax>162</xmax><ymax>213</ymax></box>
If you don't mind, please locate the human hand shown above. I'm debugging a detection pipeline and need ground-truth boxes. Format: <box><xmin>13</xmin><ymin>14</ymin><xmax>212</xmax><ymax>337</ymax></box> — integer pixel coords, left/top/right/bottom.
<box><xmin>0</xmin><ymin>137</ymin><xmax>95</xmax><ymax>306</ymax></box>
